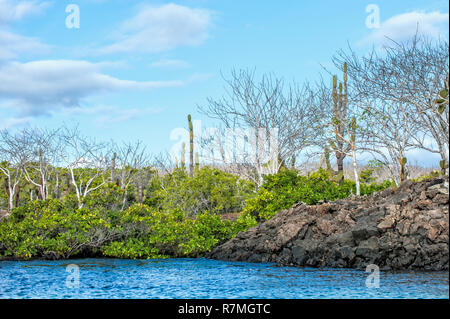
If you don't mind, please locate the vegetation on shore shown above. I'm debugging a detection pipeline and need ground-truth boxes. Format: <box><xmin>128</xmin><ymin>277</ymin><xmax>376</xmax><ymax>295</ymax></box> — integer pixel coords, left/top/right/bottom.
<box><xmin>0</xmin><ymin>35</ymin><xmax>448</xmax><ymax>261</ymax></box>
<box><xmin>0</xmin><ymin>166</ymin><xmax>396</xmax><ymax>260</ymax></box>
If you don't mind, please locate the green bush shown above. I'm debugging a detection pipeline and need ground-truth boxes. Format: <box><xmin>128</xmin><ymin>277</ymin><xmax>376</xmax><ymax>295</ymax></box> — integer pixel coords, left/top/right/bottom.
<box><xmin>241</xmin><ymin>168</ymin><xmax>392</xmax><ymax>222</ymax></box>
<box><xmin>411</xmin><ymin>170</ymin><xmax>441</xmax><ymax>182</ymax></box>
<box><xmin>0</xmin><ymin>200</ymin><xmax>246</xmax><ymax>260</ymax></box>
<box><xmin>0</xmin><ymin>198</ymin><xmax>117</xmax><ymax>259</ymax></box>
<box><xmin>148</xmin><ymin>167</ymin><xmax>255</xmax><ymax>217</ymax></box>
<box><xmin>360</xmin><ymin>160</ymin><xmax>385</xmax><ymax>183</ymax></box>
<box><xmin>0</xmin><ymin>166</ymin><xmax>393</xmax><ymax>261</ymax></box>
<box><xmin>102</xmin><ymin>204</ymin><xmax>242</xmax><ymax>258</ymax></box>
<box><xmin>82</xmin><ymin>183</ymin><xmax>128</xmax><ymax>211</ymax></box>
<box><xmin>359</xmin><ymin>168</ymin><xmax>376</xmax><ymax>184</ymax></box>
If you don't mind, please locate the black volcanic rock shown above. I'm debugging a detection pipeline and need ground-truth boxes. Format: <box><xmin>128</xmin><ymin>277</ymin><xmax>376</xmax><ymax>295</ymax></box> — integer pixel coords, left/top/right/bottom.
<box><xmin>207</xmin><ymin>177</ymin><xmax>449</xmax><ymax>271</ymax></box>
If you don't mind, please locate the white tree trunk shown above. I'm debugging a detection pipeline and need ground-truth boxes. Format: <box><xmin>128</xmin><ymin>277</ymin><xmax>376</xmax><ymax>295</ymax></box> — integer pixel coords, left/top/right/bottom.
<box><xmin>352</xmin><ymin>147</ymin><xmax>360</xmax><ymax>196</ymax></box>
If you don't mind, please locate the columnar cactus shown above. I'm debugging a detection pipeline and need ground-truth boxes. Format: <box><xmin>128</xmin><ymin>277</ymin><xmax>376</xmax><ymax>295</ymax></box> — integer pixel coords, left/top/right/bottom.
<box><xmin>440</xmin><ymin>160</ymin><xmax>448</xmax><ymax>176</ymax></box>
<box><xmin>435</xmin><ymin>78</ymin><xmax>449</xmax><ymax>114</ymax></box>
<box><xmin>329</xmin><ymin>62</ymin><xmax>351</xmax><ymax>184</ymax></box>
<box><xmin>195</xmin><ymin>152</ymin><xmax>199</xmax><ymax>174</ymax></box>
<box><xmin>398</xmin><ymin>157</ymin><xmax>408</xmax><ymax>182</ymax></box>
<box><xmin>181</xmin><ymin>142</ymin><xmax>186</xmax><ymax>170</ymax></box>
<box><xmin>290</xmin><ymin>156</ymin><xmax>296</xmax><ymax>169</ymax></box>
<box><xmin>66</xmin><ymin>171</ymin><xmax>72</xmax><ymax>193</ymax></box>
<box><xmin>332</xmin><ymin>75</ymin><xmax>338</xmax><ymax>112</ymax></box>
<box><xmin>188</xmin><ymin>114</ymin><xmax>194</xmax><ymax>176</ymax></box>
<box><xmin>111</xmin><ymin>152</ymin><xmax>117</xmax><ymax>183</ymax></box>
<box><xmin>324</xmin><ymin>146</ymin><xmax>332</xmax><ymax>173</ymax></box>
<box><xmin>434</xmin><ymin>78</ymin><xmax>449</xmax><ymax>175</ymax></box>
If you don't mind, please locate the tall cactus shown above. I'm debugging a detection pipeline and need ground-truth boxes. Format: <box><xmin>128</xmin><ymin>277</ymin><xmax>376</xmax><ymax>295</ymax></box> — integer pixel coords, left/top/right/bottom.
<box><xmin>329</xmin><ymin>62</ymin><xmax>351</xmax><ymax>184</ymax></box>
<box><xmin>181</xmin><ymin>142</ymin><xmax>186</xmax><ymax>170</ymax></box>
<box><xmin>349</xmin><ymin>116</ymin><xmax>360</xmax><ymax>195</ymax></box>
<box><xmin>54</xmin><ymin>172</ymin><xmax>60</xmax><ymax>199</ymax></box>
<box><xmin>398</xmin><ymin>157</ymin><xmax>408</xmax><ymax>182</ymax></box>
<box><xmin>195</xmin><ymin>152</ymin><xmax>199</xmax><ymax>174</ymax></box>
<box><xmin>332</xmin><ymin>75</ymin><xmax>338</xmax><ymax>115</ymax></box>
<box><xmin>435</xmin><ymin>78</ymin><xmax>449</xmax><ymax>114</ymax></box>
<box><xmin>111</xmin><ymin>152</ymin><xmax>117</xmax><ymax>184</ymax></box>
<box><xmin>66</xmin><ymin>171</ymin><xmax>72</xmax><ymax>194</ymax></box>
<box><xmin>188</xmin><ymin>114</ymin><xmax>194</xmax><ymax>176</ymax></box>
<box><xmin>343</xmin><ymin>61</ymin><xmax>348</xmax><ymax>116</ymax></box>
<box><xmin>435</xmin><ymin>79</ymin><xmax>449</xmax><ymax>176</ymax></box>
<box><xmin>440</xmin><ymin>160</ymin><xmax>448</xmax><ymax>176</ymax></box>
<box><xmin>324</xmin><ymin>146</ymin><xmax>332</xmax><ymax>173</ymax></box>
<box><xmin>290</xmin><ymin>156</ymin><xmax>296</xmax><ymax>169</ymax></box>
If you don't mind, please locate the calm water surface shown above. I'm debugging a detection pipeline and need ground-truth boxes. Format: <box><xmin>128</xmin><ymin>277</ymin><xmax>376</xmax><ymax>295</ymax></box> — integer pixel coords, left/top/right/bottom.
<box><xmin>0</xmin><ymin>258</ymin><xmax>448</xmax><ymax>299</ymax></box>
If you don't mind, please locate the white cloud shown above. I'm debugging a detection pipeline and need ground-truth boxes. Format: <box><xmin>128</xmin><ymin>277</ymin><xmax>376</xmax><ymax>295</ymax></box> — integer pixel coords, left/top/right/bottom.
<box><xmin>97</xmin><ymin>3</ymin><xmax>212</xmax><ymax>54</ymax></box>
<box><xmin>0</xmin><ymin>0</ymin><xmax>50</xmax><ymax>59</ymax></box>
<box><xmin>0</xmin><ymin>115</ymin><xmax>33</xmax><ymax>129</ymax></box>
<box><xmin>64</xmin><ymin>104</ymin><xmax>163</xmax><ymax>126</ymax></box>
<box><xmin>0</xmin><ymin>60</ymin><xmax>185</xmax><ymax>116</ymax></box>
<box><xmin>361</xmin><ymin>11</ymin><xmax>449</xmax><ymax>46</ymax></box>
<box><xmin>0</xmin><ymin>0</ymin><xmax>50</xmax><ymax>24</ymax></box>
<box><xmin>95</xmin><ymin>106</ymin><xmax>162</xmax><ymax>126</ymax></box>
<box><xmin>0</xmin><ymin>29</ymin><xmax>50</xmax><ymax>59</ymax></box>
<box><xmin>149</xmin><ymin>58</ymin><xmax>191</xmax><ymax>69</ymax></box>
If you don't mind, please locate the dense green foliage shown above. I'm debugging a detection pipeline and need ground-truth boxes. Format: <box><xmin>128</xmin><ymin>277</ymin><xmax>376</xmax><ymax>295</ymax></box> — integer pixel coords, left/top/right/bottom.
<box><xmin>146</xmin><ymin>167</ymin><xmax>254</xmax><ymax>217</ymax></box>
<box><xmin>101</xmin><ymin>205</ymin><xmax>249</xmax><ymax>259</ymax></box>
<box><xmin>241</xmin><ymin>168</ymin><xmax>393</xmax><ymax>222</ymax></box>
<box><xmin>0</xmin><ymin>167</ymin><xmax>255</xmax><ymax>260</ymax></box>
<box><xmin>0</xmin><ymin>199</ymin><xmax>117</xmax><ymax>259</ymax></box>
<box><xmin>411</xmin><ymin>170</ymin><xmax>441</xmax><ymax>182</ymax></box>
<box><xmin>0</xmin><ymin>198</ymin><xmax>252</xmax><ymax>260</ymax></box>
<box><xmin>0</xmin><ymin>166</ymin><xmax>394</xmax><ymax>260</ymax></box>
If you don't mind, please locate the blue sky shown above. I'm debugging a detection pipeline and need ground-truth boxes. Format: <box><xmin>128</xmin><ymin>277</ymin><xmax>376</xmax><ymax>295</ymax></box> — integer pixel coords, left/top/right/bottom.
<box><xmin>0</xmin><ymin>0</ymin><xmax>449</xmax><ymax>166</ymax></box>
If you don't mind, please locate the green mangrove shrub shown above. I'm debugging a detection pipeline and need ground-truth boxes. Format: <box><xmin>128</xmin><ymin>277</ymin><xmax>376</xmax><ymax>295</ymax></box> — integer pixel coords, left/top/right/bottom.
<box><xmin>241</xmin><ymin>168</ymin><xmax>392</xmax><ymax>222</ymax></box>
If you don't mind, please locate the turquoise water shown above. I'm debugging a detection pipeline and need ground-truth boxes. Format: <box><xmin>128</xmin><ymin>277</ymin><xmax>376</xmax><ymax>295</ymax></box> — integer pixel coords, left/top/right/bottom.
<box><xmin>0</xmin><ymin>258</ymin><xmax>448</xmax><ymax>299</ymax></box>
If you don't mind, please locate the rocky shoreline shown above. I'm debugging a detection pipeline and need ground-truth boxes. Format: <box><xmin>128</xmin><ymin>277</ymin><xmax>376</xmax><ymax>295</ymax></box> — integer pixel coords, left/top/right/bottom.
<box><xmin>207</xmin><ymin>178</ymin><xmax>449</xmax><ymax>271</ymax></box>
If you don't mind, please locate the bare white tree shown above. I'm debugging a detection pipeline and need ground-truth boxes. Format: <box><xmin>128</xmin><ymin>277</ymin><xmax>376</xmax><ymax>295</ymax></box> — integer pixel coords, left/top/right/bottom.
<box><xmin>199</xmin><ymin>69</ymin><xmax>325</xmax><ymax>186</ymax></box>
<box><xmin>112</xmin><ymin>140</ymin><xmax>150</xmax><ymax>209</ymax></box>
<box><xmin>20</xmin><ymin>127</ymin><xmax>61</xmax><ymax>201</ymax></box>
<box><xmin>0</xmin><ymin>130</ymin><xmax>28</xmax><ymax>211</ymax></box>
<box><xmin>333</xmin><ymin>35</ymin><xmax>449</xmax><ymax>177</ymax></box>
<box><xmin>58</xmin><ymin>126</ymin><xmax>111</xmax><ymax>208</ymax></box>
<box><xmin>327</xmin><ymin>115</ymin><xmax>362</xmax><ymax>194</ymax></box>
<box><xmin>358</xmin><ymin>101</ymin><xmax>417</xmax><ymax>185</ymax></box>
